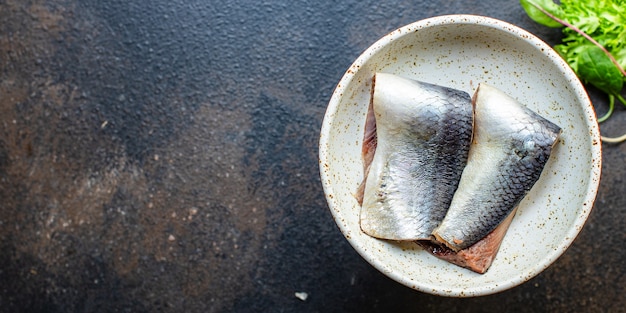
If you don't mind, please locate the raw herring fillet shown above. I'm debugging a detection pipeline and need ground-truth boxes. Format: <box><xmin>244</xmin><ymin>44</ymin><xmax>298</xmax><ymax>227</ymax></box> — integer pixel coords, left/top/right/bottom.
<box><xmin>360</xmin><ymin>73</ymin><xmax>473</xmax><ymax>241</ymax></box>
<box><xmin>432</xmin><ymin>83</ymin><xmax>561</xmax><ymax>252</ymax></box>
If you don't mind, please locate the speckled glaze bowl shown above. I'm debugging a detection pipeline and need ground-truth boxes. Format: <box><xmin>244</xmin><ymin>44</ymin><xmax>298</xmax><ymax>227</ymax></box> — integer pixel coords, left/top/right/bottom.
<box><xmin>319</xmin><ymin>15</ymin><xmax>601</xmax><ymax>297</ymax></box>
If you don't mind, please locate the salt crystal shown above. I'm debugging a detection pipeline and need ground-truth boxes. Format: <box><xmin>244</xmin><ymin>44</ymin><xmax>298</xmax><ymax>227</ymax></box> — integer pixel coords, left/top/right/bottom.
<box><xmin>295</xmin><ymin>292</ymin><xmax>308</xmax><ymax>301</ymax></box>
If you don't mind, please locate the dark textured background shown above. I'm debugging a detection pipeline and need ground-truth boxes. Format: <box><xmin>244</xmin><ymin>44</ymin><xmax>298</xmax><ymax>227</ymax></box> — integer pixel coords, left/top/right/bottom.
<box><xmin>1</xmin><ymin>0</ymin><xmax>625</xmax><ymax>312</ymax></box>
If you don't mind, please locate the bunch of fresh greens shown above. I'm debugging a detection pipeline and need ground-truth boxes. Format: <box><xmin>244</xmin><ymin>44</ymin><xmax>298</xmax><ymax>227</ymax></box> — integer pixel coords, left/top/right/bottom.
<box><xmin>521</xmin><ymin>0</ymin><xmax>626</xmax><ymax>143</ymax></box>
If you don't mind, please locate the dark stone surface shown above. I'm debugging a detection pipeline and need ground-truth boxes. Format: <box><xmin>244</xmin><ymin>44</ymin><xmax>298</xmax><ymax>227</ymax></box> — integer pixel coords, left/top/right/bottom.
<box><xmin>0</xmin><ymin>0</ymin><xmax>624</xmax><ymax>312</ymax></box>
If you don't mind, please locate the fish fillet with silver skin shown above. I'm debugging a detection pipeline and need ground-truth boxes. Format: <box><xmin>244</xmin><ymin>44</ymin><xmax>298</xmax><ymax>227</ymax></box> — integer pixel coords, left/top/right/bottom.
<box><xmin>360</xmin><ymin>73</ymin><xmax>473</xmax><ymax>241</ymax></box>
<box><xmin>432</xmin><ymin>83</ymin><xmax>561</xmax><ymax>252</ymax></box>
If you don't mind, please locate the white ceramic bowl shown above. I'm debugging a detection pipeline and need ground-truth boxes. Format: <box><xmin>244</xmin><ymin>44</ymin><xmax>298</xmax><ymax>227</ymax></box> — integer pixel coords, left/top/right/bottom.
<box><xmin>319</xmin><ymin>15</ymin><xmax>602</xmax><ymax>297</ymax></box>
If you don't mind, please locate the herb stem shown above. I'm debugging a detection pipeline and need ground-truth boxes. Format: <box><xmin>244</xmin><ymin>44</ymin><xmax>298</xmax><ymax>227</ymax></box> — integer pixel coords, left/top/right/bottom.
<box><xmin>597</xmin><ymin>95</ymin><xmax>614</xmax><ymax>123</ymax></box>
<box><xmin>617</xmin><ymin>94</ymin><xmax>626</xmax><ymax>107</ymax></box>
<box><xmin>601</xmin><ymin>133</ymin><xmax>626</xmax><ymax>144</ymax></box>
<box><xmin>600</xmin><ymin>94</ymin><xmax>626</xmax><ymax>144</ymax></box>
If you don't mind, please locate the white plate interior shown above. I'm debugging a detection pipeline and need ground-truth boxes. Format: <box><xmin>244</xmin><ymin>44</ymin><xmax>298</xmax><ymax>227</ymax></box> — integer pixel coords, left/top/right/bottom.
<box><xmin>319</xmin><ymin>15</ymin><xmax>601</xmax><ymax>297</ymax></box>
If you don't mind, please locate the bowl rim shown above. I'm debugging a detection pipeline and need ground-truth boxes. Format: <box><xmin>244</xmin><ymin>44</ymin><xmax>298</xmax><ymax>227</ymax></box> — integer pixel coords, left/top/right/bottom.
<box><xmin>319</xmin><ymin>14</ymin><xmax>602</xmax><ymax>297</ymax></box>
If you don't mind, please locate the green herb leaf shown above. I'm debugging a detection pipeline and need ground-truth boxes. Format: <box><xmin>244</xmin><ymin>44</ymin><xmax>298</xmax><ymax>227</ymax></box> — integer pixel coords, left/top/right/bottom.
<box><xmin>576</xmin><ymin>45</ymin><xmax>624</xmax><ymax>96</ymax></box>
<box><xmin>520</xmin><ymin>0</ymin><xmax>564</xmax><ymax>28</ymax></box>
